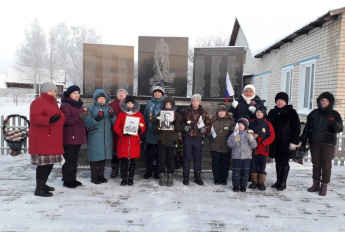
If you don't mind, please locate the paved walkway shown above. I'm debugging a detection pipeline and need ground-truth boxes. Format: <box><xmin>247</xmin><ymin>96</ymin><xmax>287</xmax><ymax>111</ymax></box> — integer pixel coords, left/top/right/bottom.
<box><xmin>1</xmin><ymin>155</ymin><xmax>345</xmax><ymax>232</ymax></box>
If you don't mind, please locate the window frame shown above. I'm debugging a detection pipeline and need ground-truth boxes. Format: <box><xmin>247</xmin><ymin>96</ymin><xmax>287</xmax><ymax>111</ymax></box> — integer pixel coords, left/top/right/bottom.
<box><xmin>297</xmin><ymin>59</ymin><xmax>316</xmax><ymax>115</ymax></box>
<box><xmin>281</xmin><ymin>66</ymin><xmax>293</xmax><ymax>104</ymax></box>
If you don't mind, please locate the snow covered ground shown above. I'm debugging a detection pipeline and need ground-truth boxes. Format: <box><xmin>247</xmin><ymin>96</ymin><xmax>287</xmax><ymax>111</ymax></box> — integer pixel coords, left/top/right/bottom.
<box><xmin>1</xmin><ymin>154</ymin><xmax>345</xmax><ymax>232</ymax></box>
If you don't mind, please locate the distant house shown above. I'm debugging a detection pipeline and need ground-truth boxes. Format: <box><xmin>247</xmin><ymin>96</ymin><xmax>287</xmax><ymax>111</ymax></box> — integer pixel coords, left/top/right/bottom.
<box><xmin>0</xmin><ymin>67</ymin><xmax>65</xmax><ymax>105</ymax></box>
<box><xmin>230</xmin><ymin>7</ymin><xmax>345</xmax><ymax>121</ymax></box>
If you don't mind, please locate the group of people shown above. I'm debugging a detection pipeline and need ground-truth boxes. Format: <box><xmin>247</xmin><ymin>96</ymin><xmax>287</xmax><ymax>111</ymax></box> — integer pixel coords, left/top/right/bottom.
<box><xmin>28</xmin><ymin>82</ymin><xmax>343</xmax><ymax>198</ymax></box>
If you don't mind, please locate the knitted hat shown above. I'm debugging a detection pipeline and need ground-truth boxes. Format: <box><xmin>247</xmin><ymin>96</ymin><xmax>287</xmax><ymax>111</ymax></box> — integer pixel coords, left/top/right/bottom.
<box><xmin>191</xmin><ymin>94</ymin><xmax>201</xmax><ymax>102</ymax></box>
<box><xmin>150</xmin><ymin>82</ymin><xmax>165</xmax><ymax>95</ymax></box>
<box><xmin>163</xmin><ymin>97</ymin><xmax>175</xmax><ymax>107</ymax></box>
<box><xmin>125</xmin><ymin>95</ymin><xmax>136</xmax><ymax>104</ymax></box>
<box><xmin>117</xmin><ymin>89</ymin><xmax>128</xmax><ymax>96</ymax></box>
<box><xmin>275</xmin><ymin>92</ymin><xmax>289</xmax><ymax>104</ymax></box>
<box><xmin>41</xmin><ymin>82</ymin><xmax>57</xmax><ymax>93</ymax></box>
<box><xmin>237</xmin><ymin>118</ymin><xmax>249</xmax><ymax>129</ymax></box>
<box><xmin>95</xmin><ymin>92</ymin><xmax>107</xmax><ymax>100</ymax></box>
<box><xmin>255</xmin><ymin>105</ymin><xmax>267</xmax><ymax>118</ymax></box>
<box><xmin>217</xmin><ymin>103</ymin><xmax>228</xmax><ymax>112</ymax></box>
<box><xmin>320</xmin><ymin>92</ymin><xmax>333</xmax><ymax>102</ymax></box>
<box><xmin>64</xmin><ymin>85</ymin><xmax>80</xmax><ymax>97</ymax></box>
<box><xmin>243</xmin><ymin>84</ymin><xmax>255</xmax><ymax>94</ymax></box>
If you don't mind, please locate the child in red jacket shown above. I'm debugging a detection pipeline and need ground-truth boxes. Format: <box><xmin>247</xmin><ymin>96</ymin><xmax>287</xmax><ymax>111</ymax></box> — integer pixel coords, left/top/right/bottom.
<box><xmin>113</xmin><ymin>96</ymin><xmax>145</xmax><ymax>186</ymax></box>
<box><xmin>248</xmin><ymin>105</ymin><xmax>275</xmax><ymax>190</ymax></box>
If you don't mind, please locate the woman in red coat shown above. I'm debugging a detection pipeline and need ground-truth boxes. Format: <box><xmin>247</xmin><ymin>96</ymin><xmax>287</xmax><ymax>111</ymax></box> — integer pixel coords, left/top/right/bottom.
<box><xmin>29</xmin><ymin>82</ymin><xmax>65</xmax><ymax>197</ymax></box>
<box><xmin>113</xmin><ymin>96</ymin><xmax>145</xmax><ymax>186</ymax></box>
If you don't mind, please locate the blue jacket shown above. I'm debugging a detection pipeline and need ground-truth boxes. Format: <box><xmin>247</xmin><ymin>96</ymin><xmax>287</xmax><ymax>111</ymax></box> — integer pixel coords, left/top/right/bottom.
<box><xmin>143</xmin><ymin>95</ymin><xmax>166</xmax><ymax>144</ymax></box>
<box><xmin>85</xmin><ymin>89</ymin><xmax>117</xmax><ymax>162</ymax></box>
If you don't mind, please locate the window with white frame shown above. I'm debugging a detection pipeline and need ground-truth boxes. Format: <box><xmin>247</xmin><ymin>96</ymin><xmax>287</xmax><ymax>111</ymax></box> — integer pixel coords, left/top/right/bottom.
<box><xmin>281</xmin><ymin>66</ymin><xmax>293</xmax><ymax>104</ymax></box>
<box><xmin>298</xmin><ymin>59</ymin><xmax>316</xmax><ymax>114</ymax></box>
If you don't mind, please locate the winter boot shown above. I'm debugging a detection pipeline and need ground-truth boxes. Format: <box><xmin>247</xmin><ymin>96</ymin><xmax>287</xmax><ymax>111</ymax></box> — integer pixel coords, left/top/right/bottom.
<box><xmin>63</xmin><ymin>181</ymin><xmax>78</xmax><ymax>188</ymax></box>
<box><xmin>166</xmin><ymin>174</ymin><xmax>173</xmax><ymax>187</ymax></box>
<box><xmin>44</xmin><ymin>184</ymin><xmax>55</xmax><ymax>191</ymax></box>
<box><xmin>257</xmin><ymin>173</ymin><xmax>267</xmax><ymax>191</ymax></box>
<box><xmin>120</xmin><ymin>161</ymin><xmax>128</xmax><ymax>186</ymax></box>
<box><xmin>98</xmin><ymin>160</ymin><xmax>108</xmax><ymax>183</ymax></box>
<box><xmin>90</xmin><ymin>162</ymin><xmax>101</xmax><ymax>184</ymax></box>
<box><xmin>271</xmin><ymin>164</ymin><xmax>282</xmax><ymax>188</ymax></box>
<box><xmin>240</xmin><ymin>186</ymin><xmax>247</xmax><ymax>192</ymax></box>
<box><xmin>159</xmin><ymin>173</ymin><xmax>166</xmax><ymax>186</ymax></box>
<box><xmin>183</xmin><ymin>172</ymin><xmax>190</xmax><ymax>185</ymax></box>
<box><xmin>249</xmin><ymin>173</ymin><xmax>258</xmax><ymax>189</ymax></box>
<box><xmin>233</xmin><ymin>186</ymin><xmax>240</xmax><ymax>192</ymax></box>
<box><xmin>277</xmin><ymin>166</ymin><xmax>290</xmax><ymax>191</ymax></box>
<box><xmin>34</xmin><ymin>179</ymin><xmax>53</xmax><ymax>197</ymax></box>
<box><xmin>127</xmin><ymin>162</ymin><xmax>135</xmax><ymax>186</ymax></box>
<box><xmin>319</xmin><ymin>183</ymin><xmax>328</xmax><ymax>196</ymax></box>
<box><xmin>194</xmin><ymin>171</ymin><xmax>204</xmax><ymax>185</ymax></box>
<box><xmin>307</xmin><ymin>180</ymin><xmax>320</xmax><ymax>192</ymax></box>
<box><xmin>143</xmin><ymin>169</ymin><xmax>152</xmax><ymax>179</ymax></box>
<box><xmin>110</xmin><ymin>164</ymin><xmax>119</xmax><ymax>178</ymax></box>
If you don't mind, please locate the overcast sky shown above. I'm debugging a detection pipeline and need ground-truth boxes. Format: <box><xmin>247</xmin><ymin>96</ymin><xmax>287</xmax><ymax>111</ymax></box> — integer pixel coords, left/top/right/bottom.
<box><xmin>1</xmin><ymin>0</ymin><xmax>344</xmax><ymax>72</ymax></box>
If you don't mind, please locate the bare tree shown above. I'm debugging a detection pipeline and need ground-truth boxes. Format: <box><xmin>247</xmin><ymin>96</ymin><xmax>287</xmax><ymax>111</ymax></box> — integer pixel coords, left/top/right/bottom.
<box><xmin>187</xmin><ymin>33</ymin><xmax>230</xmax><ymax>96</ymax></box>
<box><xmin>48</xmin><ymin>23</ymin><xmax>70</xmax><ymax>83</ymax></box>
<box><xmin>15</xmin><ymin>18</ymin><xmax>48</xmax><ymax>91</ymax></box>
<box><xmin>65</xmin><ymin>26</ymin><xmax>102</xmax><ymax>88</ymax></box>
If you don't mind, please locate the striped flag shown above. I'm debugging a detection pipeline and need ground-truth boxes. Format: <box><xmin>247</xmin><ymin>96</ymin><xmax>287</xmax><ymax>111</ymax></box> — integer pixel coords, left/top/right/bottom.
<box><xmin>225</xmin><ymin>72</ymin><xmax>234</xmax><ymax>102</ymax></box>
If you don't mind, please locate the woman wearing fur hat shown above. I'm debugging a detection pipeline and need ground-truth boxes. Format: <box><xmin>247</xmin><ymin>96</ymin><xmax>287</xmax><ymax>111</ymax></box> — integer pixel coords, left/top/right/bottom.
<box><xmin>180</xmin><ymin>93</ymin><xmax>211</xmax><ymax>185</ymax></box>
<box><xmin>267</xmin><ymin>92</ymin><xmax>301</xmax><ymax>191</ymax></box>
<box><xmin>143</xmin><ymin>82</ymin><xmax>166</xmax><ymax>179</ymax></box>
<box><xmin>209</xmin><ymin>103</ymin><xmax>235</xmax><ymax>185</ymax></box>
<box><xmin>30</xmin><ymin>82</ymin><xmax>65</xmax><ymax>197</ymax></box>
<box><xmin>108</xmin><ymin>89</ymin><xmax>129</xmax><ymax>178</ymax></box>
<box><xmin>248</xmin><ymin>105</ymin><xmax>275</xmax><ymax>190</ymax></box>
<box><xmin>229</xmin><ymin>84</ymin><xmax>263</xmax><ymax>122</ymax></box>
<box><xmin>153</xmin><ymin>97</ymin><xmax>182</xmax><ymax>186</ymax></box>
<box><xmin>301</xmin><ymin>92</ymin><xmax>343</xmax><ymax>196</ymax></box>
<box><xmin>85</xmin><ymin>89</ymin><xmax>117</xmax><ymax>184</ymax></box>
<box><xmin>60</xmin><ymin>85</ymin><xmax>87</xmax><ymax>188</ymax></box>
<box><xmin>227</xmin><ymin>118</ymin><xmax>257</xmax><ymax>192</ymax></box>
<box><xmin>113</xmin><ymin>96</ymin><xmax>145</xmax><ymax>186</ymax></box>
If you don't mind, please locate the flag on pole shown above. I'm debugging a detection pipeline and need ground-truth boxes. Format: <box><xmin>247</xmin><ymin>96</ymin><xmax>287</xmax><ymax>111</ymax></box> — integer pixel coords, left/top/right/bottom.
<box><xmin>225</xmin><ymin>72</ymin><xmax>234</xmax><ymax>102</ymax></box>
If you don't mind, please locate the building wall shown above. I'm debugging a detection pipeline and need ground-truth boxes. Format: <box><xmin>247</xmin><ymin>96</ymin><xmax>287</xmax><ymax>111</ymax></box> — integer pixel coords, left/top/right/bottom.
<box><xmin>241</xmin><ymin>14</ymin><xmax>344</xmax><ymax>122</ymax></box>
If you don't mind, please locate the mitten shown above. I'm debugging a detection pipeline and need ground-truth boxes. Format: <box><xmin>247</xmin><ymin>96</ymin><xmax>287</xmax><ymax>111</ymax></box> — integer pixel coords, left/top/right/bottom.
<box><xmin>49</xmin><ymin>114</ymin><xmax>61</xmax><ymax>123</ymax></box>
<box><xmin>199</xmin><ymin>127</ymin><xmax>206</xmax><ymax>133</ymax></box>
<box><xmin>232</xmin><ymin>100</ymin><xmax>239</xmax><ymax>108</ymax></box>
<box><xmin>247</xmin><ymin>133</ymin><xmax>254</xmax><ymax>141</ymax></box>
<box><xmin>184</xmin><ymin>126</ymin><xmax>190</xmax><ymax>132</ymax></box>
<box><xmin>94</xmin><ymin>115</ymin><xmax>104</xmax><ymax>122</ymax></box>
<box><xmin>79</xmin><ymin>112</ymin><xmax>87</xmax><ymax>120</ymax></box>
<box><xmin>122</xmin><ymin>132</ymin><xmax>130</xmax><ymax>136</ymax></box>
<box><xmin>108</xmin><ymin>111</ymin><xmax>115</xmax><ymax>118</ymax></box>
<box><xmin>248</xmin><ymin>106</ymin><xmax>256</xmax><ymax>114</ymax></box>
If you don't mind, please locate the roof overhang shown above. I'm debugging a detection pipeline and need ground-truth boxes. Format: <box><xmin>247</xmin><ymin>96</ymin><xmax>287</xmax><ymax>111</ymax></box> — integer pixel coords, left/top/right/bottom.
<box><xmin>254</xmin><ymin>7</ymin><xmax>345</xmax><ymax>58</ymax></box>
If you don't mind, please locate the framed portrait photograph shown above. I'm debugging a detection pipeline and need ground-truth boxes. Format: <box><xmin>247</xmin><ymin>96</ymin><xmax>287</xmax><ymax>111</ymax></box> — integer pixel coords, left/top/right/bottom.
<box><xmin>123</xmin><ymin>116</ymin><xmax>140</xmax><ymax>135</ymax></box>
<box><xmin>160</xmin><ymin>110</ymin><xmax>175</xmax><ymax>131</ymax></box>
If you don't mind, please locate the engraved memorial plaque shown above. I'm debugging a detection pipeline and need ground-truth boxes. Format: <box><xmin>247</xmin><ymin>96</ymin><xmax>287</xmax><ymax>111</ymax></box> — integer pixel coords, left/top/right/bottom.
<box><xmin>83</xmin><ymin>43</ymin><xmax>134</xmax><ymax>95</ymax></box>
<box><xmin>193</xmin><ymin>47</ymin><xmax>244</xmax><ymax>99</ymax></box>
<box><xmin>138</xmin><ymin>36</ymin><xmax>188</xmax><ymax>96</ymax></box>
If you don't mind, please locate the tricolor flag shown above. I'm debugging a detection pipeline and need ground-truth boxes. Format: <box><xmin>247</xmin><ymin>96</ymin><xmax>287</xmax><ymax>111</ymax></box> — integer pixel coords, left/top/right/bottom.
<box><xmin>225</xmin><ymin>72</ymin><xmax>234</xmax><ymax>102</ymax></box>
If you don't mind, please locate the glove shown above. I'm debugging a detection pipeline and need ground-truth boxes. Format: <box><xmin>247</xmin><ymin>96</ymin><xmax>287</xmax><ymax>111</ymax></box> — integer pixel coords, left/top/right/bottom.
<box><xmin>248</xmin><ymin>106</ymin><xmax>256</xmax><ymax>114</ymax></box>
<box><xmin>122</xmin><ymin>132</ymin><xmax>130</xmax><ymax>136</ymax></box>
<box><xmin>289</xmin><ymin>143</ymin><xmax>297</xmax><ymax>151</ymax></box>
<box><xmin>94</xmin><ymin>114</ymin><xmax>104</xmax><ymax>122</ymax></box>
<box><xmin>138</xmin><ymin>128</ymin><xmax>142</xmax><ymax>134</ymax></box>
<box><xmin>199</xmin><ymin>127</ymin><xmax>206</xmax><ymax>133</ymax></box>
<box><xmin>49</xmin><ymin>114</ymin><xmax>61</xmax><ymax>123</ymax></box>
<box><xmin>79</xmin><ymin>112</ymin><xmax>88</xmax><ymax>120</ymax></box>
<box><xmin>108</xmin><ymin>111</ymin><xmax>115</xmax><ymax>118</ymax></box>
<box><xmin>184</xmin><ymin>126</ymin><xmax>190</xmax><ymax>132</ymax></box>
<box><xmin>209</xmin><ymin>135</ymin><xmax>214</xmax><ymax>141</ymax></box>
<box><xmin>171</xmin><ymin>120</ymin><xmax>177</xmax><ymax>126</ymax></box>
<box><xmin>232</xmin><ymin>100</ymin><xmax>239</xmax><ymax>108</ymax></box>
<box><xmin>247</xmin><ymin>133</ymin><xmax>254</xmax><ymax>141</ymax></box>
